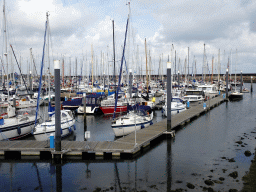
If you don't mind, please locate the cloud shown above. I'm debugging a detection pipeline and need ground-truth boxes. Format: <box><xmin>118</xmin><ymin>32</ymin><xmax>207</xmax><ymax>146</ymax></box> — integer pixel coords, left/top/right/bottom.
<box><xmin>3</xmin><ymin>0</ymin><xmax>97</xmax><ymax>56</ymax></box>
<box><xmin>1</xmin><ymin>0</ymin><xmax>256</xmax><ymax>75</ymax></box>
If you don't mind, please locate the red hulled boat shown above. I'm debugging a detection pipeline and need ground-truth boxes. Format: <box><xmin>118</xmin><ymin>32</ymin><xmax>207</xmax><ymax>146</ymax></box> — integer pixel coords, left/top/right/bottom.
<box><xmin>100</xmin><ymin>106</ymin><xmax>127</xmax><ymax>115</ymax></box>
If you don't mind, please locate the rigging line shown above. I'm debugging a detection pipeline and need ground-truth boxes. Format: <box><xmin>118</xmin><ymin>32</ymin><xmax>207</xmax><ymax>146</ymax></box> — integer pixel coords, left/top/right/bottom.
<box><xmin>10</xmin><ymin>44</ymin><xmax>29</xmax><ymax>93</ymax></box>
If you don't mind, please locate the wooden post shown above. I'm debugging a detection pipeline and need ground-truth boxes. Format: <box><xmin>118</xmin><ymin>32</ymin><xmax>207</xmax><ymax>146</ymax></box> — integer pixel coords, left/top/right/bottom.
<box><xmin>251</xmin><ymin>76</ymin><xmax>253</xmax><ymax>93</ymax></box>
<box><xmin>240</xmin><ymin>71</ymin><xmax>242</xmax><ymax>93</ymax></box>
<box><xmin>54</xmin><ymin>60</ymin><xmax>61</xmax><ymax>153</ymax></box>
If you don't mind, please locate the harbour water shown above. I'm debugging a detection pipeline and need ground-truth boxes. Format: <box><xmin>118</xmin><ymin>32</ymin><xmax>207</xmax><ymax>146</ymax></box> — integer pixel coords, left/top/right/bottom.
<box><xmin>0</xmin><ymin>83</ymin><xmax>256</xmax><ymax>191</ymax></box>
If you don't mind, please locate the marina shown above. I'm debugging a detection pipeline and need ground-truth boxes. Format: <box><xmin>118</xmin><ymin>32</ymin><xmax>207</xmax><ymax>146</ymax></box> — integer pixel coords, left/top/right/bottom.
<box><xmin>0</xmin><ymin>0</ymin><xmax>256</xmax><ymax>191</ymax></box>
<box><xmin>0</xmin><ymin>95</ymin><xmax>225</xmax><ymax>159</ymax></box>
<box><xmin>0</xmin><ymin>83</ymin><xmax>255</xmax><ymax>192</ymax></box>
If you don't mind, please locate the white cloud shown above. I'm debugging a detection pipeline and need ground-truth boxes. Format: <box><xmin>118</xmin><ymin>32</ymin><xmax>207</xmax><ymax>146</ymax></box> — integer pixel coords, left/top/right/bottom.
<box><xmin>1</xmin><ymin>0</ymin><xmax>256</xmax><ymax>75</ymax></box>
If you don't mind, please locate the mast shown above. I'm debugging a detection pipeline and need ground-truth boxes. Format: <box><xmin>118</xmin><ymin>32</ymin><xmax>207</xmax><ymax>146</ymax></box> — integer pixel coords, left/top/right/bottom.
<box><xmin>202</xmin><ymin>43</ymin><xmax>206</xmax><ymax>82</ymax></box>
<box><xmin>113</xmin><ymin>15</ymin><xmax>129</xmax><ymax>119</ymax></box>
<box><xmin>112</xmin><ymin>20</ymin><xmax>116</xmax><ymax>96</ymax></box>
<box><xmin>218</xmin><ymin>49</ymin><xmax>220</xmax><ymax>83</ymax></box>
<box><xmin>184</xmin><ymin>57</ymin><xmax>187</xmax><ymax>84</ymax></box>
<box><xmin>175</xmin><ymin>50</ymin><xmax>176</xmax><ymax>81</ymax></box>
<box><xmin>188</xmin><ymin>47</ymin><xmax>189</xmax><ymax>82</ymax></box>
<box><xmin>211</xmin><ymin>56</ymin><xmax>214</xmax><ymax>83</ymax></box>
<box><xmin>69</xmin><ymin>57</ymin><xmax>71</xmax><ymax>89</ymax></box>
<box><xmin>35</xmin><ymin>12</ymin><xmax>48</xmax><ymax>125</ymax></box>
<box><xmin>3</xmin><ymin>0</ymin><xmax>9</xmax><ymax>99</ymax></box>
<box><xmin>30</xmin><ymin>48</ymin><xmax>33</xmax><ymax>91</ymax></box>
<box><xmin>230</xmin><ymin>49</ymin><xmax>232</xmax><ymax>83</ymax></box>
<box><xmin>91</xmin><ymin>44</ymin><xmax>94</xmax><ymax>92</ymax></box>
<box><xmin>62</xmin><ymin>57</ymin><xmax>64</xmax><ymax>88</ymax></box>
<box><xmin>235</xmin><ymin>49</ymin><xmax>237</xmax><ymax>91</ymax></box>
<box><xmin>144</xmin><ymin>38</ymin><xmax>148</xmax><ymax>93</ymax></box>
<box><xmin>76</xmin><ymin>57</ymin><xmax>77</xmax><ymax>91</ymax></box>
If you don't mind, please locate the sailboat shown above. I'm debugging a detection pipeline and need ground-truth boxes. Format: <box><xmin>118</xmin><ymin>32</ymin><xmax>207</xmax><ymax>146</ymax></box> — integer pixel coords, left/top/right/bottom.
<box><xmin>33</xmin><ymin>108</ymin><xmax>75</xmax><ymax>141</ymax></box>
<box><xmin>229</xmin><ymin>50</ymin><xmax>243</xmax><ymax>100</ymax></box>
<box><xmin>162</xmin><ymin>98</ymin><xmax>186</xmax><ymax>116</ymax></box>
<box><xmin>32</xmin><ymin>12</ymin><xmax>75</xmax><ymax>141</ymax></box>
<box><xmin>112</xmin><ymin>107</ymin><xmax>153</xmax><ymax>137</ymax></box>
<box><xmin>99</xmin><ymin>20</ymin><xmax>127</xmax><ymax>115</ymax></box>
<box><xmin>0</xmin><ymin>1</ymin><xmax>39</xmax><ymax>140</ymax></box>
<box><xmin>111</xmin><ymin>13</ymin><xmax>153</xmax><ymax>137</ymax></box>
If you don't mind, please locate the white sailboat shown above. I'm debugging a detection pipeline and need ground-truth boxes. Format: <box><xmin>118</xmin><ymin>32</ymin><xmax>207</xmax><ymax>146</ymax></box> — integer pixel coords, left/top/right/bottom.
<box><xmin>0</xmin><ymin>1</ymin><xmax>39</xmax><ymax>140</ymax></box>
<box><xmin>32</xmin><ymin>12</ymin><xmax>75</xmax><ymax>141</ymax></box>
<box><xmin>162</xmin><ymin>98</ymin><xmax>186</xmax><ymax>117</ymax></box>
<box><xmin>112</xmin><ymin>109</ymin><xmax>153</xmax><ymax>137</ymax></box>
<box><xmin>33</xmin><ymin>110</ymin><xmax>75</xmax><ymax>141</ymax></box>
<box><xmin>0</xmin><ymin>106</ymin><xmax>39</xmax><ymax>140</ymax></box>
<box><xmin>111</xmin><ymin>11</ymin><xmax>154</xmax><ymax>137</ymax></box>
<box><xmin>229</xmin><ymin>50</ymin><xmax>243</xmax><ymax>100</ymax></box>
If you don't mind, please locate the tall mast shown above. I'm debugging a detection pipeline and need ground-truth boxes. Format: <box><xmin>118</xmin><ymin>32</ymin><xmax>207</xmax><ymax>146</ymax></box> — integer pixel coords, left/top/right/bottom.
<box><xmin>62</xmin><ymin>57</ymin><xmax>64</xmax><ymax>88</ymax></box>
<box><xmin>175</xmin><ymin>50</ymin><xmax>176</xmax><ymax>81</ymax></box>
<box><xmin>161</xmin><ymin>53</ymin><xmax>163</xmax><ymax>82</ymax></box>
<box><xmin>203</xmin><ymin>44</ymin><xmax>206</xmax><ymax>82</ymax></box>
<box><xmin>235</xmin><ymin>49</ymin><xmax>237</xmax><ymax>91</ymax></box>
<box><xmin>230</xmin><ymin>49</ymin><xmax>232</xmax><ymax>83</ymax></box>
<box><xmin>112</xmin><ymin>20</ymin><xmax>116</xmax><ymax>95</ymax></box>
<box><xmin>218</xmin><ymin>49</ymin><xmax>220</xmax><ymax>83</ymax></box>
<box><xmin>91</xmin><ymin>44</ymin><xmax>94</xmax><ymax>92</ymax></box>
<box><xmin>46</xmin><ymin>12</ymin><xmax>50</xmax><ymax>96</ymax></box>
<box><xmin>46</xmin><ymin>12</ymin><xmax>51</xmax><ymax>106</ymax></box>
<box><xmin>144</xmin><ymin>38</ymin><xmax>148</xmax><ymax>93</ymax></box>
<box><xmin>211</xmin><ymin>56</ymin><xmax>214</xmax><ymax>82</ymax></box>
<box><xmin>69</xmin><ymin>57</ymin><xmax>71</xmax><ymax>88</ymax></box>
<box><xmin>3</xmin><ymin>0</ymin><xmax>9</xmax><ymax>99</ymax></box>
<box><xmin>188</xmin><ymin>47</ymin><xmax>189</xmax><ymax>82</ymax></box>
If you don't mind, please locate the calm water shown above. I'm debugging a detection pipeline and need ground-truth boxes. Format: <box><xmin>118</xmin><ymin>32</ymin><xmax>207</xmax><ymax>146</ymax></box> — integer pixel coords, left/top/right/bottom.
<box><xmin>0</xmin><ymin>83</ymin><xmax>256</xmax><ymax>192</ymax></box>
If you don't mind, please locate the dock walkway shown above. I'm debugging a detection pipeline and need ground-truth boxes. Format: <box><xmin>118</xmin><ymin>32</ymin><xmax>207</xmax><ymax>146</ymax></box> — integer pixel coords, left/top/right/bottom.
<box><xmin>0</xmin><ymin>95</ymin><xmax>225</xmax><ymax>159</ymax></box>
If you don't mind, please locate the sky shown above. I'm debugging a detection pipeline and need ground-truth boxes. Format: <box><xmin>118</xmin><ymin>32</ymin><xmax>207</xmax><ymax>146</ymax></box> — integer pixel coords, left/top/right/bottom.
<box><xmin>1</xmin><ymin>0</ymin><xmax>256</xmax><ymax>77</ymax></box>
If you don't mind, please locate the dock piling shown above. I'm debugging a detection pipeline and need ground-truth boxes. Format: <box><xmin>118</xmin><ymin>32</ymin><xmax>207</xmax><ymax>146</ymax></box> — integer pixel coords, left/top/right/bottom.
<box><xmin>225</xmin><ymin>68</ymin><xmax>228</xmax><ymax>101</ymax></box>
<box><xmin>54</xmin><ymin>60</ymin><xmax>61</xmax><ymax>154</ymax></box>
<box><xmin>251</xmin><ymin>76</ymin><xmax>253</xmax><ymax>93</ymax></box>
<box><xmin>167</xmin><ymin>62</ymin><xmax>172</xmax><ymax>131</ymax></box>
<box><xmin>240</xmin><ymin>71</ymin><xmax>243</xmax><ymax>93</ymax></box>
<box><xmin>83</xmin><ymin>93</ymin><xmax>87</xmax><ymax>140</ymax></box>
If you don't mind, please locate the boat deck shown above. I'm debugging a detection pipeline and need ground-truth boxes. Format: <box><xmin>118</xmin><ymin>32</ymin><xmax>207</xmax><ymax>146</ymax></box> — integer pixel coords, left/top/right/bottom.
<box><xmin>0</xmin><ymin>95</ymin><xmax>226</xmax><ymax>160</ymax></box>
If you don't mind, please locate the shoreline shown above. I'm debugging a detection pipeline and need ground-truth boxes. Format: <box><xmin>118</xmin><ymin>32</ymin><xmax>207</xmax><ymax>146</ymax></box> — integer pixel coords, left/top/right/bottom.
<box><xmin>241</xmin><ymin>147</ymin><xmax>256</xmax><ymax>191</ymax></box>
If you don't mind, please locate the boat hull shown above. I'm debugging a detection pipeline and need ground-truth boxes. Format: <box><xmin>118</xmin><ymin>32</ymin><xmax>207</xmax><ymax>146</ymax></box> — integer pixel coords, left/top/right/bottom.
<box><xmin>33</xmin><ymin>125</ymin><xmax>75</xmax><ymax>141</ymax></box>
<box><xmin>0</xmin><ymin>117</ymin><xmax>38</xmax><ymax>141</ymax></box>
<box><xmin>100</xmin><ymin>106</ymin><xmax>127</xmax><ymax>115</ymax></box>
<box><xmin>229</xmin><ymin>94</ymin><xmax>243</xmax><ymax>101</ymax></box>
<box><xmin>33</xmin><ymin>120</ymin><xmax>75</xmax><ymax>141</ymax></box>
<box><xmin>112</xmin><ymin>120</ymin><xmax>152</xmax><ymax>137</ymax></box>
<box><xmin>163</xmin><ymin>107</ymin><xmax>186</xmax><ymax>117</ymax></box>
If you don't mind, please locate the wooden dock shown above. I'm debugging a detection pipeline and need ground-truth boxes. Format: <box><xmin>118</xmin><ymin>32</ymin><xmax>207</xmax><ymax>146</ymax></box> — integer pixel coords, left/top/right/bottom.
<box><xmin>0</xmin><ymin>95</ymin><xmax>226</xmax><ymax>160</ymax></box>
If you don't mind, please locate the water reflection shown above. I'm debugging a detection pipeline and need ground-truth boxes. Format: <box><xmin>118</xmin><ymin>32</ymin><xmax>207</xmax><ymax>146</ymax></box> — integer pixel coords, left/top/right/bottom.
<box><xmin>0</xmin><ymin>84</ymin><xmax>256</xmax><ymax>191</ymax></box>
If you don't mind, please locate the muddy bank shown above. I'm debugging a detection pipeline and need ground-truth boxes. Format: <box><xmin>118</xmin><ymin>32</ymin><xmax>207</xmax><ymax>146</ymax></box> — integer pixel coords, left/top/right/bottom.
<box><xmin>241</xmin><ymin>147</ymin><xmax>256</xmax><ymax>192</ymax></box>
<box><xmin>169</xmin><ymin>125</ymin><xmax>256</xmax><ymax>192</ymax></box>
